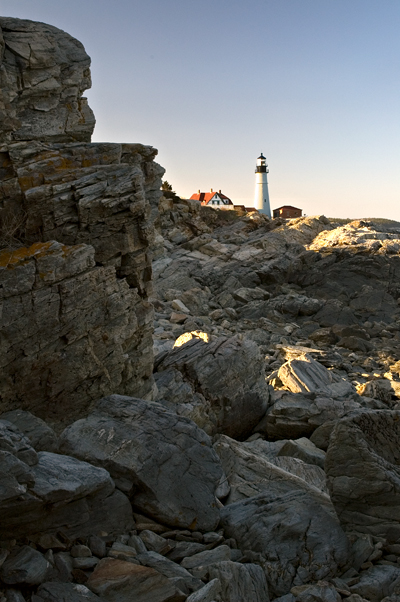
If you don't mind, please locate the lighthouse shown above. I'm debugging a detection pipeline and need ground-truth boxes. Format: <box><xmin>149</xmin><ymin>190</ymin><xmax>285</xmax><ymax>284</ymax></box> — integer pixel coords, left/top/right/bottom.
<box><xmin>254</xmin><ymin>153</ymin><xmax>271</xmax><ymax>217</ymax></box>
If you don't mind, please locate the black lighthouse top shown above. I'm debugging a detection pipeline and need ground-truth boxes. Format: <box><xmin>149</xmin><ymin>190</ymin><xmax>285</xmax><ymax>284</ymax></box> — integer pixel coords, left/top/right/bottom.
<box><xmin>255</xmin><ymin>152</ymin><xmax>268</xmax><ymax>173</ymax></box>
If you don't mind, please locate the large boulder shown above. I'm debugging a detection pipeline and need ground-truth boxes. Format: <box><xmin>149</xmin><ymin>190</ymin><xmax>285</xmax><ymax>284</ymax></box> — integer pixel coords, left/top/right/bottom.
<box><xmin>0</xmin><ymin>445</ymin><xmax>132</xmax><ymax>540</ymax></box>
<box><xmin>214</xmin><ymin>434</ymin><xmax>330</xmax><ymax>503</ymax></box>
<box><xmin>59</xmin><ymin>395</ymin><xmax>224</xmax><ymax>531</ymax></box>
<box><xmin>155</xmin><ymin>336</ymin><xmax>270</xmax><ymax>439</ymax></box>
<box><xmin>220</xmin><ymin>488</ymin><xmax>350</xmax><ymax>598</ymax></box>
<box><xmin>277</xmin><ymin>354</ymin><xmax>356</xmax><ymax>398</ymax></box>
<box><xmin>325</xmin><ymin>410</ymin><xmax>400</xmax><ymax>540</ymax></box>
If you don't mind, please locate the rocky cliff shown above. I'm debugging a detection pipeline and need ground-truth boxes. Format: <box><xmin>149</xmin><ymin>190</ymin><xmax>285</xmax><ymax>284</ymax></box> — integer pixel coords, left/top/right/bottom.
<box><xmin>3</xmin><ymin>15</ymin><xmax>400</xmax><ymax>602</ymax></box>
<box><xmin>0</xmin><ymin>17</ymin><xmax>164</xmax><ymax>424</ymax></box>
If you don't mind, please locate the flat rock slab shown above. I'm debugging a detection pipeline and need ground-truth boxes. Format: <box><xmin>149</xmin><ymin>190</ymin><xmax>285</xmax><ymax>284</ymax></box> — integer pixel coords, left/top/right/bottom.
<box><xmin>220</xmin><ymin>488</ymin><xmax>349</xmax><ymax>598</ymax></box>
<box><xmin>87</xmin><ymin>558</ymin><xmax>186</xmax><ymax>602</ymax></box>
<box><xmin>59</xmin><ymin>395</ymin><xmax>224</xmax><ymax>531</ymax></box>
<box><xmin>326</xmin><ymin>410</ymin><xmax>400</xmax><ymax>540</ymax></box>
<box><xmin>34</xmin><ymin>583</ymin><xmax>101</xmax><ymax>602</ymax></box>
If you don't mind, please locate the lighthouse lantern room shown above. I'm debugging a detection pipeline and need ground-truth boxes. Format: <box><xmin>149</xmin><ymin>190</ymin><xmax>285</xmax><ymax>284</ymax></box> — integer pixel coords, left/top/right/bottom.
<box><xmin>254</xmin><ymin>153</ymin><xmax>271</xmax><ymax>218</ymax></box>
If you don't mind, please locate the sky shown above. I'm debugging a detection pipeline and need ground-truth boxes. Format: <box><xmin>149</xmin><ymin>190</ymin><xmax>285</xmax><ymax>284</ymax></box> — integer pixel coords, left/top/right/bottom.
<box><xmin>1</xmin><ymin>0</ymin><xmax>400</xmax><ymax>219</ymax></box>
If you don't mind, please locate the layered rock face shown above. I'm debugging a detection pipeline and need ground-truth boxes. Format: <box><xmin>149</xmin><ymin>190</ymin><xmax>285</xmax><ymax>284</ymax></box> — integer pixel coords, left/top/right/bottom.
<box><xmin>0</xmin><ymin>17</ymin><xmax>164</xmax><ymax>422</ymax></box>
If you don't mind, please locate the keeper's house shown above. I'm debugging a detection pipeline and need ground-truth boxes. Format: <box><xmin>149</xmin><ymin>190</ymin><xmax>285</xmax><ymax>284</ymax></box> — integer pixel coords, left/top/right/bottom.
<box><xmin>273</xmin><ymin>205</ymin><xmax>302</xmax><ymax>219</ymax></box>
<box><xmin>190</xmin><ymin>189</ymin><xmax>233</xmax><ymax>207</ymax></box>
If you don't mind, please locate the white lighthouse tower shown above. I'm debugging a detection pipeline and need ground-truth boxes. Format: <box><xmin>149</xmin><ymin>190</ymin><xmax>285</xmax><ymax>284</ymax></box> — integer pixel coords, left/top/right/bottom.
<box><xmin>254</xmin><ymin>153</ymin><xmax>271</xmax><ymax>217</ymax></box>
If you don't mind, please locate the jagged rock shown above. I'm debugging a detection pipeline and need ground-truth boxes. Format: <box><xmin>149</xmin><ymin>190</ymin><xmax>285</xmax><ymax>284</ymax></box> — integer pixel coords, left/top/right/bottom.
<box><xmin>214</xmin><ymin>434</ymin><xmax>330</xmax><ymax>503</ymax></box>
<box><xmin>59</xmin><ymin>395</ymin><xmax>224</xmax><ymax>531</ymax></box>
<box><xmin>205</xmin><ymin>561</ymin><xmax>270</xmax><ymax>602</ymax></box>
<box><xmin>0</xmin><ymin>410</ymin><xmax>57</xmax><ymax>452</ymax></box>
<box><xmin>260</xmin><ymin>390</ymin><xmax>362</xmax><ymax>440</ymax></box>
<box><xmin>0</xmin><ymin>546</ymin><xmax>50</xmax><ymax>585</ymax></box>
<box><xmin>0</xmin><ymin>17</ymin><xmax>95</xmax><ymax>143</ymax></box>
<box><xmin>137</xmin><ymin>551</ymin><xmax>203</xmax><ymax>594</ymax></box>
<box><xmin>220</xmin><ymin>488</ymin><xmax>349</xmax><ymax>598</ymax></box>
<box><xmin>0</xmin><ymin>450</ymin><xmax>133</xmax><ymax>540</ymax></box>
<box><xmin>0</xmin><ymin>420</ymin><xmax>38</xmax><ymax>466</ymax></box>
<box><xmin>325</xmin><ymin>410</ymin><xmax>400</xmax><ymax>540</ymax></box>
<box><xmin>277</xmin><ymin>437</ymin><xmax>326</xmax><ymax>468</ymax></box>
<box><xmin>349</xmin><ymin>565</ymin><xmax>400</xmax><ymax>602</ymax></box>
<box><xmin>185</xmin><ymin>578</ymin><xmax>221</xmax><ymax>602</ymax></box>
<box><xmin>180</xmin><ymin>545</ymin><xmax>231</xmax><ymax>570</ymax></box>
<box><xmin>33</xmin><ymin>583</ymin><xmax>101</xmax><ymax>602</ymax></box>
<box><xmin>291</xmin><ymin>581</ymin><xmax>341</xmax><ymax>601</ymax></box>
<box><xmin>270</xmin><ymin>456</ymin><xmax>328</xmax><ymax>494</ymax></box>
<box><xmin>277</xmin><ymin>354</ymin><xmax>356</xmax><ymax>398</ymax></box>
<box><xmin>87</xmin><ymin>558</ymin><xmax>186</xmax><ymax>602</ymax></box>
<box><xmin>155</xmin><ymin>336</ymin><xmax>270</xmax><ymax>439</ymax></box>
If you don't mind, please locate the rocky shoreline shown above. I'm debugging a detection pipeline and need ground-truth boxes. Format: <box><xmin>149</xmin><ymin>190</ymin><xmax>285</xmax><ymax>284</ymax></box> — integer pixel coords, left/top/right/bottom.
<box><xmin>2</xmin><ymin>15</ymin><xmax>400</xmax><ymax>602</ymax></box>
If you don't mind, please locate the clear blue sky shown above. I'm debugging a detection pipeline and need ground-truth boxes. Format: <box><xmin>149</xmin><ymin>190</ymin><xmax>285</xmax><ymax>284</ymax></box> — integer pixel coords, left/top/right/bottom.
<box><xmin>2</xmin><ymin>0</ymin><xmax>400</xmax><ymax>218</ymax></box>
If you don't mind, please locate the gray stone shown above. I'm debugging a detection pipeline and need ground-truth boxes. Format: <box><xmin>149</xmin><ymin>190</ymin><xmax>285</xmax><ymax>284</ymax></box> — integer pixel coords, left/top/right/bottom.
<box><xmin>349</xmin><ymin>565</ymin><xmax>400</xmax><ymax>602</ymax></box>
<box><xmin>261</xmin><ymin>391</ymin><xmax>362</xmax><ymax>440</ymax></box>
<box><xmin>34</xmin><ymin>582</ymin><xmax>101</xmax><ymax>602</ymax></box>
<box><xmin>87</xmin><ymin>558</ymin><xmax>186</xmax><ymax>602</ymax></box>
<box><xmin>206</xmin><ymin>561</ymin><xmax>270</xmax><ymax>602</ymax></box>
<box><xmin>139</xmin><ymin>530</ymin><xmax>173</xmax><ymax>555</ymax></box>
<box><xmin>107</xmin><ymin>542</ymin><xmax>138</xmax><ymax>562</ymax></box>
<box><xmin>72</xmin><ymin>556</ymin><xmax>99</xmax><ymax>570</ymax></box>
<box><xmin>270</xmin><ymin>456</ymin><xmax>328</xmax><ymax>494</ymax></box>
<box><xmin>0</xmin><ymin>546</ymin><xmax>50</xmax><ymax>585</ymax></box>
<box><xmin>291</xmin><ymin>581</ymin><xmax>341</xmax><ymax>601</ymax></box>
<box><xmin>181</xmin><ymin>545</ymin><xmax>231</xmax><ymax>569</ymax></box>
<box><xmin>137</xmin><ymin>551</ymin><xmax>203</xmax><ymax>594</ymax></box>
<box><xmin>0</xmin><ymin>421</ymin><xmax>38</xmax><ymax>466</ymax></box>
<box><xmin>214</xmin><ymin>434</ymin><xmax>330</xmax><ymax>504</ymax></box>
<box><xmin>0</xmin><ymin>410</ymin><xmax>58</xmax><ymax>452</ymax></box>
<box><xmin>0</xmin><ymin>17</ymin><xmax>95</xmax><ymax>144</ymax></box>
<box><xmin>167</xmin><ymin>542</ymin><xmax>208</xmax><ymax>563</ymax></box>
<box><xmin>88</xmin><ymin>536</ymin><xmax>106</xmax><ymax>559</ymax></box>
<box><xmin>278</xmin><ymin>354</ymin><xmax>356</xmax><ymax>398</ymax></box>
<box><xmin>59</xmin><ymin>395</ymin><xmax>224</xmax><ymax>531</ymax></box>
<box><xmin>71</xmin><ymin>545</ymin><xmax>91</xmax><ymax>558</ymax></box>
<box><xmin>0</xmin><ymin>451</ymin><xmax>133</xmax><ymax>540</ymax></box>
<box><xmin>220</xmin><ymin>489</ymin><xmax>349</xmax><ymax>598</ymax></box>
<box><xmin>156</xmin><ymin>335</ymin><xmax>271</xmax><ymax>439</ymax></box>
<box><xmin>277</xmin><ymin>437</ymin><xmax>326</xmax><ymax>468</ymax></box>
<box><xmin>185</xmin><ymin>578</ymin><xmax>221</xmax><ymax>602</ymax></box>
<box><xmin>325</xmin><ymin>410</ymin><xmax>400</xmax><ymax>540</ymax></box>
<box><xmin>5</xmin><ymin>590</ymin><xmax>26</xmax><ymax>602</ymax></box>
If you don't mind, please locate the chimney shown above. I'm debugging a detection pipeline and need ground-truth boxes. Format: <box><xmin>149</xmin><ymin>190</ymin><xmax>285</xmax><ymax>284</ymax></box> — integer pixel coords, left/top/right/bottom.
<box><xmin>198</xmin><ymin>189</ymin><xmax>200</xmax><ymax>193</ymax></box>
<box><xmin>218</xmin><ymin>190</ymin><xmax>221</xmax><ymax>194</ymax></box>
<box><xmin>210</xmin><ymin>188</ymin><xmax>213</xmax><ymax>192</ymax></box>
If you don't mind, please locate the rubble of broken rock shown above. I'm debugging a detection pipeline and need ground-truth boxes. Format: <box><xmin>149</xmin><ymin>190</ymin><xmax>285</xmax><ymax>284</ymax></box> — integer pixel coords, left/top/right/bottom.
<box><xmin>4</xmin><ymin>14</ymin><xmax>400</xmax><ymax>602</ymax></box>
<box><xmin>3</xmin><ymin>209</ymin><xmax>400</xmax><ymax>602</ymax></box>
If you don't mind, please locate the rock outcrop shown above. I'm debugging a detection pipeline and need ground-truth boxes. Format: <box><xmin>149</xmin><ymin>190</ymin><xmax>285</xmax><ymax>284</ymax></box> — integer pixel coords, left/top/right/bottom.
<box><xmin>0</xmin><ymin>17</ymin><xmax>164</xmax><ymax>424</ymax></box>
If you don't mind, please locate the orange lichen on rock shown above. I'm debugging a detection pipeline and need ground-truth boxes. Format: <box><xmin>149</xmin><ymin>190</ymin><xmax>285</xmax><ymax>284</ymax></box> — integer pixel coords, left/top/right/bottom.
<box><xmin>0</xmin><ymin>241</ymin><xmax>87</xmax><ymax>269</ymax></box>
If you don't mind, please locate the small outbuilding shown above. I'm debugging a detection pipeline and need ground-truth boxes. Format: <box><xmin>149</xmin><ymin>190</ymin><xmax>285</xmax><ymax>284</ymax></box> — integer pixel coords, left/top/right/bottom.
<box><xmin>273</xmin><ymin>205</ymin><xmax>302</xmax><ymax>219</ymax></box>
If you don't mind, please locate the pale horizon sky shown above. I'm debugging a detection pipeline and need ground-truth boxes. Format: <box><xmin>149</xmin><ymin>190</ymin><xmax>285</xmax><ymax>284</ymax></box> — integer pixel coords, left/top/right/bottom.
<box><xmin>2</xmin><ymin>0</ymin><xmax>400</xmax><ymax>219</ymax></box>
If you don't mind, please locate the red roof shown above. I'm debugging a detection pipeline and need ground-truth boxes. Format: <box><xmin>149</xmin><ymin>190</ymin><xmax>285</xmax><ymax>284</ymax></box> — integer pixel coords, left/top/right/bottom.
<box><xmin>190</xmin><ymin>191</ymin><xmax>232</xmax><ymax>205</ymax></box>
<box><xmin>274</xmin><ymin>205</ymin><xmax>302</xmax><ymax>211</ymax></box>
